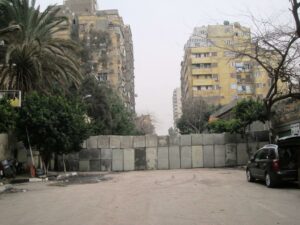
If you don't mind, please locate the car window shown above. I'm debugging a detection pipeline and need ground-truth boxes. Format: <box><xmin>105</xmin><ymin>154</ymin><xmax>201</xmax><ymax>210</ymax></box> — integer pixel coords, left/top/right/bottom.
<box><xmin>256</xmin><ymin>149</ymin><xmax>269</xmax><ymax>160</ymax></box>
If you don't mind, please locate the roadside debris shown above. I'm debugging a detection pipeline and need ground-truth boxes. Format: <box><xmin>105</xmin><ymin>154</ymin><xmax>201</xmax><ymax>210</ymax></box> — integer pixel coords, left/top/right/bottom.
<box><xmin>0</xmin><ymin>184</ymin><xmax>27</xmax><ymax>194</ymax></box>
<box><xmin>50</xmin><ymin>173</ymin><xmax>111</xmax><ymax>187</ymax></box>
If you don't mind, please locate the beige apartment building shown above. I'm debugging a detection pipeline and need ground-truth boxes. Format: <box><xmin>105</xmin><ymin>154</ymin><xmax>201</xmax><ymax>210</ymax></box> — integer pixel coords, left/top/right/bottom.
<box><xmin>53</xmin><ymin>5</ymin><xmax>79</xmax><ymax>40</ymax></box>
<box><xmin>181</xmin><ymin>21</ymin><xmax>270</xmax><ymax>106</ymax></box>
<box><xmin>61</xmin><ymin>1</ymin><xmax>135</xmax><ymax>112</ymax></box>
<box><xmin>64</xmin><ymin>0</ymin><xmax>97</xmax><ymax>15</ymax></box>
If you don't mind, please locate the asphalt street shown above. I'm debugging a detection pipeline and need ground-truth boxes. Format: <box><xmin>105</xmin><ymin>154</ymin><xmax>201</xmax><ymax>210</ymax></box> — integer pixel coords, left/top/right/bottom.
<box><xmin>0</xmin><ymin>169</ymin><xmax>299</xmax><ymax>225</ymax></box>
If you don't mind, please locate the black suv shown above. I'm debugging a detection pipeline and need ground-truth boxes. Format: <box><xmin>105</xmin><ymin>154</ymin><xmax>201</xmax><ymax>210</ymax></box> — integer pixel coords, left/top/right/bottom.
<box><xmin>246</xmin><ymin>136</ymin><xmax>299</xmax><ymax>188</ymax></box>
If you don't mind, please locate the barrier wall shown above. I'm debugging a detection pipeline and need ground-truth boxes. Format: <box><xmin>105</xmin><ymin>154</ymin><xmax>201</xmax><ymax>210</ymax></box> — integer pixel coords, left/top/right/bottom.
<box><xmin>54</xmin><ymin>134</ymin><xmax>268</xmax><ymax>172</ymax></box>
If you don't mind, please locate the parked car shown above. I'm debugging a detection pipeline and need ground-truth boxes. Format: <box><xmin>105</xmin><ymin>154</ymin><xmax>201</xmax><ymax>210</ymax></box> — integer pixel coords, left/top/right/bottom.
<box><xmin>246</xmin><ymin>136</ymin><xmax>299</xmax><ymax>188</ymax></box>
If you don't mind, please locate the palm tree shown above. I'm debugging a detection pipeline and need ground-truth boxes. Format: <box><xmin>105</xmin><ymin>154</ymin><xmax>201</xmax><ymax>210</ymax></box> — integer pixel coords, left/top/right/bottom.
<box><xmin>0</xmin><ymin>0</ymin><xmax>82</xmax><ymax>93</ymax></box>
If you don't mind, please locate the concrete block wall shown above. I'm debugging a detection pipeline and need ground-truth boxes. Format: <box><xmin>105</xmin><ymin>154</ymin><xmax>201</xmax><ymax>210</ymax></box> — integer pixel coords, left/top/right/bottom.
<box><xmin>59</xmin><ymin>134</ymin><xmax>265</xmax><ymax>172</ymax></box>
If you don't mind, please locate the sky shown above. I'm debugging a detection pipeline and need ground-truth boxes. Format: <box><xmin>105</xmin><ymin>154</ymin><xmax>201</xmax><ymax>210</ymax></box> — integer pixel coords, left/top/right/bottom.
<box><xmin>37</xmin><ymin>0</ymin><xmax>291</xmax><ymax>134</ymax></box>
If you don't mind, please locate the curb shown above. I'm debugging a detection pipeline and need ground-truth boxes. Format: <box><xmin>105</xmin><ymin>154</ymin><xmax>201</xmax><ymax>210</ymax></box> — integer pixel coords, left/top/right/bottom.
<box><xmin>10</xmin><ymin>177</ymin><xmax>48</xmax><ymax>184</ymax></box>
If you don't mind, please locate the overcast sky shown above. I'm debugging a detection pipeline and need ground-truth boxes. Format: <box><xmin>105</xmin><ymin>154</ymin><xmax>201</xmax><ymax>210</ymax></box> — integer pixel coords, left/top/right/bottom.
<box><xmin>37</xmin><ymin>0</ymin><xmax>291</xmax><ymax>134</ymax></box>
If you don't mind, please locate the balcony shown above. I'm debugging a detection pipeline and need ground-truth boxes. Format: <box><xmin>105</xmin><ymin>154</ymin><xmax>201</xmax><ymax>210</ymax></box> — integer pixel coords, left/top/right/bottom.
<box><xmin>192</xmin><ymin>79</ymin><xmax>215</xmax><ymax>86</ymax></box>
<box><xmin>191</xmin><ymin>57</ymin><xmax>213</xmax><ymax>64</ymax></box>
<box><xmin>192</xmin><ymin>68</ymin><xmax>217</xmax><ymax>75</ymax></box>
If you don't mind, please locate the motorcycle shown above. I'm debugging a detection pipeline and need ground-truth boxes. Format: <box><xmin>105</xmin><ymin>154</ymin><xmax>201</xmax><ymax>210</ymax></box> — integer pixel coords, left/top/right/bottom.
<box><xmin>0</xmin><ymin>159</ymin><xmax>17</xmax><ymax>178</ymax></box>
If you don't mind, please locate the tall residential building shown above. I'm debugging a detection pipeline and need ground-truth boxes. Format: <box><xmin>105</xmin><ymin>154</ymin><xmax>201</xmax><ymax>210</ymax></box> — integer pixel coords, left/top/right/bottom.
<box><xmin>64</xmin><ymin>0</ymin><xmax>97</xmax><ymax>15</ymax></box>
<box><xmin>62</xmin><ymin>1</ymin><xmax>135</xmax><ymax>112</ymax></box>
<box><xmin>173</xmin><ymin>88</ymin><xmax>182</xmax><ymax>127</ymax></box>
<box><xmin>53</xmin><ymin>5</ymin><xmax>79</xmax><ymax>40</ymax></box>
<box><xmin>181</xmin><ymin>22</ymin><xmax>270</xmax><ymax>106</ymax></box>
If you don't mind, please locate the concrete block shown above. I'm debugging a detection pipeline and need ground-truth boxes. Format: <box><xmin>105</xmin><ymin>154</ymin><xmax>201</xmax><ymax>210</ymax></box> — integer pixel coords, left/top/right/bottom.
<box><xmin>81</xmin><ymin>140</ymin><xmax>87</xmax><ymax>149</ymax></box>
<box><xmin>79</xmin><ymin>160</ymin><xmax>89</xmax><ymax>172</ymax></box>
<box><xmin>236</xmin><ymin>134</ymin><xmax>246</xmax><ymax>143</ymax></box>
<box><xmin>67</xmin><ymin>153</ymin><xmax>79</xmax><ymax>161</ymax></box>
<box><xmin>203</xmin><ymin>134</ymin><xmax>214</xmax><ymax>145</ymax></box>
<box><xmin>146</xmin><ymin>135</ymin><xmax>158</xmax><ymax>147</ymax></box>
<box><xmin>98</xmin><ymin>136</ymin><xmax>110</xmax><ymax>148</ymax></box>
<box><xmin>101</xmin><ymin>159</ymin><xmax>112</xmax><ymax>171</ymax></box>
<box><xmin>214</xmin><ymin>145</ymin><xmax>226</xmax><ymax>167</ymax></box>
<box><xmin>203</xmin><ymin>145</ymin><xmax>214</xmax><ymax>168</ymax></box>
<box><xmin>121</xmin><ymin>136</ymin><xmax>133</xmax><ymax>149</ymax></box>
<box><xmin>169</xmin><ymin>135</ymin><xmax>180</xmax><ymax>146</ymax></box>
<box><xmin>78</xmin><ymin>150</ymin><xmax>89</xmax><ymax>160</ymax></box>
<box><xmin>249</xmin><ymin>142</ymin><xmax>260</xmax><ymax>156</ymax></box>
<box><xmin>192</xmin><ymin>146</ymin><xmax>203</xmax><ymax>168</ymax></box>
<box><xmin>67</xmin><ymin>160</ymin><xmax>79</xmax><ymax>171</ymax></box>
<box><xmin>50</xmin><ymin>159</ymin><xmax>55</xmax><ymax>171</ymax></box>
<box><xmin>90</xmin><ymin>160</ymin><xmax>101</xmax><ymax>171</ymax></box>
<box><xmin>135</xmin><ymin>147</ymin><xmax>146</xmax><ymax>170</ymax></box>
<box><xmin>169</xmin><ymin>146</ymin><xmax>180</xmax><ymax>169</ymax></box>
<box><xmin>86</xmin><ymin>136</ymin><xmax>98</xmax><ymax>148</ymax></box>
<box><xmin>157</xmin><ymin>147</ymin><xmax>169</xmax><ymax>169</ymax></box>
<box><xmin>213</xmin><ymin>134</ymin><xmax>226</xmax><ymax>145</ymax></box>
<box><xmin>112</xmin><ymin>149</ymin><xmax>124</xmax><ymax>171</ymax></box>
<box><xmin>79</xmin><ymin>149</ymin><xmax>100</xmax><ymax>160</ymax></box>
<box><xmin>133</xmin><ymin>136</ymin><xmax>146</xmax><ymax>148</ymax></box>
<box><xmin>146</xmin><ymin>148</ymin><xmax>157</xmax><ymax>170</ymax></box>
<box><xmin>192</xmin><ymin>134</ymin><xmax>203</xmax><ymax>146</ymax></box>
<box><xmin>124</xmin><ymin>149</ymin><xmax>135</xmax><ymax>171</ymax></box>
<box><xmin>224</xmin><ymin>133</ymin><xmax>236</xmax><ymax>143</ymax></box>
<box><xmin>180</xmin><ymin>135</ymin><xmax>192</xmax><ymax>146</ymax></box>
<box><xmin>225</xmin><ymin>144</ymin><xmax>237</xmax><ymax>167</ymax></box>
<box><xmin>237</xmin><ymin>143</ymin><xmax>248</xmax><ymax>165</ymax></box>
<box><xmin>158</xmin><ymin>136</ymin><xmax>169</xmax><ymax>147</ymax></box>
<box><xmin>110</xmin><ymin>136</ymin><xmax>121</xmax><ymax>149</ymax></box>
<box><xmin>101</xmin><ymin>149</ymin><xmax>112</xmax><ymax>159</ymax></box>
<box><xmin>181</xmin><ymin>146</ymin><xmax>192</xmax><ymax>169</ymax></box>
<box><xmin>259</xmin><ymin>142</ymin><xmax>269</xmax><ymax>149</ymax></box>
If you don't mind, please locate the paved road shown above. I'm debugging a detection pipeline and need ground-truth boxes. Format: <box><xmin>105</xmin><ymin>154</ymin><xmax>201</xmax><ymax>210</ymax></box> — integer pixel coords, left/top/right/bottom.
<box><xmin>0</xmin><ymin>169</ymin><xmax>300</xmax><ymax>225</ymax></box>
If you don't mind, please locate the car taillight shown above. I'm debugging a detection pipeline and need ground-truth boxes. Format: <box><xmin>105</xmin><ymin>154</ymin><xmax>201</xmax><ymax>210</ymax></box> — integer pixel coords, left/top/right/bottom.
<box><xmin>272</xmin><ymin>159</ymin><xmax>280</xmax><ymax>172</ymax></box>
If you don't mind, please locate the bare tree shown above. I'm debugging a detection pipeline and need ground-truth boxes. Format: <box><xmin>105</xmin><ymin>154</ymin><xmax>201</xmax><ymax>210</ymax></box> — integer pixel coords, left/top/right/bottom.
<box><xmin>177</xmin><ymin>97</ymin><xmax>212</xmax><ymax>134</ymax></box>
<box><xmin>291</xmin><ymin>0</ymin><xmax>300</xmax><ymax>37</ymax></box>
<box><xmin>228</xmin><ymin>20</ymin><xmax>300</xmax><ymax>142</ymax></box>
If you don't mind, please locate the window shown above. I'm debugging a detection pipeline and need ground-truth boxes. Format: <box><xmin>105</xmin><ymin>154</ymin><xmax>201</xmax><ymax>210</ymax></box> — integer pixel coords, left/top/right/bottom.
<box><xmin>212</xmin><ymin>74</ymin><xmax>218</xmax><ymax>80</ymax></box>
<box><xmin>225</xmin><ymin>40</ymin><xmax>233</xmax><ymax>45</ymax></box>
<box><xmin>230</xmin><ymin>73</ymin><xmax>236</xmax><ymax>78</ymax></box>
<box><xmin>253</xmin><ymin>71</ymin><xmax>260</xmax><ymax>77</ymax></box>
<box><xmin>256</xmin><ymin>149</ymin><xmax>269</xmax><ymax>160</ymax></box>
<box><xmin>98</xmin><ymin>73</ymin><xmax>108</xmax><ymax>81</ymax></box>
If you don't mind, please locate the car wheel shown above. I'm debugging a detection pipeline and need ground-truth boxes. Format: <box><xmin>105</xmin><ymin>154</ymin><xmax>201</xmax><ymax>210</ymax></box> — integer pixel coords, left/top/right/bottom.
<box><xmin>265</xmin><ymin>172</ymin><xmax>277</xmax><ymax>188</ymax></box>
<box><xmin>246</xmin><ymin>169</ymin><xmax>255</xmax><ymax>182</ymax></box>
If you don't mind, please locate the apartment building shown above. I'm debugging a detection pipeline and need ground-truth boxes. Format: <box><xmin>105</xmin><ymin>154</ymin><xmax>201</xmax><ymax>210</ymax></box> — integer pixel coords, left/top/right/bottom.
<box><xmin>173</xmin><ymin>88</ymin><xmax>182</xmax><ymax>127</ymax></box>
<box><xmin>62</xmin><ymin>1</ymin><xmax>135</xmax><ymax>112</ymax></box>
<box><xmin>181</xmin><ymin>22</ymin><xmax>270</xmax><ymax>106</ymax></box>
<box><xmin>64</xmin><ymin>0</ymin><xmax>97</xmax><ymax>15</ymax></box>
<box><xmin>53</xmin><ymin>5</ymin><xmax>79</xmax><ymax>40</ymax></box>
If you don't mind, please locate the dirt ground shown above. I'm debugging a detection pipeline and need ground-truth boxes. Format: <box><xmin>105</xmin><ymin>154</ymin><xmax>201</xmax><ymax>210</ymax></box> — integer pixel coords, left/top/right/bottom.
<box><xmin>0</xmin><ymin>168</ymin><xmax>300</xmax><ymax>225</ymax></box>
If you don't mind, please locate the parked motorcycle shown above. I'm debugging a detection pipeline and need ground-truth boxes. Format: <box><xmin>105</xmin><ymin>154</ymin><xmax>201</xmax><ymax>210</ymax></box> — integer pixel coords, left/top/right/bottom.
<box><xmin>0</xmin><ymin>159</ymin><xmax>17</xmax><ymax>178</ymax></box>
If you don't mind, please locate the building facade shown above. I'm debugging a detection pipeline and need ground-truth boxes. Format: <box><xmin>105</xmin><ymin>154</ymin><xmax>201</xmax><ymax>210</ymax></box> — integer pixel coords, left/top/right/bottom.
<box><xmin>173</xmin><ymin>88</ymin><xmax>182</xmax><ymax>127</ymax></box>
<box><xmin>61</xmin><ymin>1</ymin><xmax>135</xmax><ymax>112</ymax></box>
<box><xmin>181</xmin><ymin>22</ymin><xmax>270</xmax><ymax>106</ymax></box>
<box><xmin>53</xmin><ymin>5</ymin><xmax>79</xmax><ymax>40</ymax></box>
<box><xmin>64</xmin><ymin>0</ymin><xmax>97</xmax><ymax>15</ymax></box>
